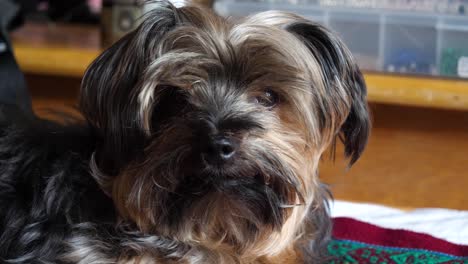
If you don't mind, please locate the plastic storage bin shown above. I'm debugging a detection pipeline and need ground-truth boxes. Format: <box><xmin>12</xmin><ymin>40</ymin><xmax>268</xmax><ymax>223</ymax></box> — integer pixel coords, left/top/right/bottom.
<box><xmin>215</xmin><ymin>2</ymin><xmax>327</xmax><ymax>25</ymax></box>
<box><xmin>383</xmin><ymin>15</ymin><xmax>438</xmax><ymax>75</ymax></box>
<box><xmin>328</xmin><ymin>11</ymin><xmax>381</xmax><ymax>71</ymax></box>
<box><xmin>215</xmin><ymin>1</ymin><xmax>271</xmax><ymax>17</ymax></box>
<box><xmin>214</xmin><ymin>1</ymin><xmax>468</xmax><ymax>79</ymax></box>
<box><xmin>439</xmin><ymin>17</ymin><xmax>468</xmax><ymax>78</ymax></box>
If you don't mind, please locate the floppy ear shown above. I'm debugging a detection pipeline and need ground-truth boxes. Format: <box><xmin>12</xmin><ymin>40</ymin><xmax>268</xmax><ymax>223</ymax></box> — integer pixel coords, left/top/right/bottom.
<box><xmin>285</xmin><ymin>21</ymin><xmax>370</xmax><ymax>166</ymax></box>
<box><xmin>80</xmin><ymin>2</ymin><xmax>179</xmax><ymax>175</ymax></box>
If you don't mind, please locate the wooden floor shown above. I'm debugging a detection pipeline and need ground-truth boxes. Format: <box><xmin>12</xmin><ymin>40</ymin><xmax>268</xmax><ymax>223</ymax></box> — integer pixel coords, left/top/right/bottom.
<box><xmin>27</xmin><ymin>74</ymin><xmax>468</xmax><ymax>211</ymax></box>
<box><xmin>320</xmin><ymin>104</ymin><xmax>468</xmax><ymax>210</ymax></box>
<box><xmin>28</xmin><ymin>74</ymin><xmax>80</xmax><ymax>118</ymax></box>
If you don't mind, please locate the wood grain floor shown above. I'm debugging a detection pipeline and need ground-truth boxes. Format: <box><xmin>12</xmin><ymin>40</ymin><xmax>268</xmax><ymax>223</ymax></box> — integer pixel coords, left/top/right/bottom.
<box><xmin>27</xmin><ymin>74</ymin><xmax>468</xmax><ymax>210</ymax></box>
<box><xmin>320</xmin><ymin>103</ymin><xmax>468</xmax><ymax>210</ymax></box>
<box><xmin>28</xmin><ymin>74</ymin><xmax>81</xmax><ymax>118</ymax></box>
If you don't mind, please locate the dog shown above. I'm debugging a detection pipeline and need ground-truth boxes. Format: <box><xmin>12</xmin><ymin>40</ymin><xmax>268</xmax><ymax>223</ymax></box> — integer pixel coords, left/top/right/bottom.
<box><xmin>0</xmin><ymin>1</ymin><xmax>369</xmax><ymax>263</ymax></box>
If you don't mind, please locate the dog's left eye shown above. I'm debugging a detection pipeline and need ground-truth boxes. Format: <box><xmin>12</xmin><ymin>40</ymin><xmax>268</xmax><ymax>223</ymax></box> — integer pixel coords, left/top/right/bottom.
<box><xmin>254</xmin><ymin>89</ymin><xmax>279</xmax><ymax>108</ymax></box>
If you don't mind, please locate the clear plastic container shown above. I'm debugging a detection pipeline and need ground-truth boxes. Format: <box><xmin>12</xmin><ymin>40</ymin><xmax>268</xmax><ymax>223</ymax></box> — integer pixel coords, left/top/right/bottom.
<box><xmin>214</xmin><ymin>2</ymin><xmax>327</xmax><ymax>24</ymax></box>
<box><xmin>214</xmin><ymin>1</ymin><xmax>272</xmax><ymax>17</ymax></box>
<box><xmin>213</xmin><ymin>1</ymin><xmax>468</xmax><ymax>78</ymax></box>
<box><xmin>328</xmin><ymin>11</ymin><xmax>381</xmax><ymax>71</ymax></box>
<box><xmin>383</xmin><ymin>14</ymin><xmax>438</xmax><ymax>75</ymax></box>
<box><xmin>438</xmin><ymin>17</ymin><xmax>468</xmax><ymax>78</ymax></box>
<box><xmin>293</xmin><ymin>6</ymin><xmax>326</xmax><ymax>24</ymax></box>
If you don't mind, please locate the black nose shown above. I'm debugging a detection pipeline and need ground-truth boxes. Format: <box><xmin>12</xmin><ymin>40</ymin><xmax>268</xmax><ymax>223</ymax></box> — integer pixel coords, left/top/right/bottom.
<box><xmin>204</xmin><ymin>136</ymin><xmax>238</xmax><ymax>164</ymax></box>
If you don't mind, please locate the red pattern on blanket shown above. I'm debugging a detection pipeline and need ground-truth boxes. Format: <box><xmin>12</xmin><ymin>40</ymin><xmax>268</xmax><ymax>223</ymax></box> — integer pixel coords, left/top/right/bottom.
<box><xmin>329</xmin><ymin>217</ymin><xmax>468</xmax><ymax>263</ymax></box>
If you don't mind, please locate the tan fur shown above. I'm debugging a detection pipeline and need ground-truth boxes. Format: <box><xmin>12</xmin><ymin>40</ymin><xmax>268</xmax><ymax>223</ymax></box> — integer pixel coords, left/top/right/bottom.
<box><xmin>126</xmin><ymin>7</ymin><xmax>337</xmax><ymax>262</ymax></box>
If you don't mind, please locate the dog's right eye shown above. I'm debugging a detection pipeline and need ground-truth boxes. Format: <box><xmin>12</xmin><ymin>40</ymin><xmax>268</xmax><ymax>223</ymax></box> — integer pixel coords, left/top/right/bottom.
<box><xmin>253</xmin><ymin>88</ymin><xmax>279</xmax><ymax>109</ymax></box>
<box><xmin>151</xmin><ymin>87</ymin><xmax>188</xmax><ymax>130</ymax></box>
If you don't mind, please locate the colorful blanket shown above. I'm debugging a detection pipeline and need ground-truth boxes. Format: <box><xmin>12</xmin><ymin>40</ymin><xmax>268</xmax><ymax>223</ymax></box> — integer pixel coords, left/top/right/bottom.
<box><xmin>328</xmin><ymin>217</ymin><xmax>468</xmax><ymax>263</ymax></box>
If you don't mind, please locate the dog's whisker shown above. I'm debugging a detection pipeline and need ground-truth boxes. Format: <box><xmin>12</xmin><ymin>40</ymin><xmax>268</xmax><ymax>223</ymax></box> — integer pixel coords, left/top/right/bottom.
<box><xmin>278</xmin><ymin>204</ymin><xmax>304</xmax><ymax>208</ymax></box>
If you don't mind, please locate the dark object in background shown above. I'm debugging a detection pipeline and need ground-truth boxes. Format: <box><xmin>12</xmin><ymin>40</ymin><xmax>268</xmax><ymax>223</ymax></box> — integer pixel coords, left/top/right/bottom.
<box><xmin>101</xmin><ymin>0</ymin><xmax>142</xmax><ymax>47</ymax></box>
<box><xmin>0</xmin><ymin>0</ymin><xmax>33</xmax><ymax>117</ymax></box>
<box><xmin>101</xmin><ymin>0</ymin><xmax>215</xmax><ymax>47</ymax></box>
<box><xmin>48</xmin><ymin>0</ymin><xmax>99</xmax><ymax>24</ymax></box>
<box><xmin>14</xmin><ymin>0</ymin><xmax>100</xmax><ymax>24</ymax></box>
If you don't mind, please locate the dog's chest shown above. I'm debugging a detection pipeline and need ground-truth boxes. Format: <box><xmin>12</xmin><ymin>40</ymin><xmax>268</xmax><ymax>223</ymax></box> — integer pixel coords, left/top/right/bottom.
<box><xmin>119</xmin><ymin>255</ymin><xmax>158</xmax><ymax>264</ymax></box>
<box><xmin>117</xmin><ymin>251</ymin><xmax>300</xmax><ymax>264</ymax></box>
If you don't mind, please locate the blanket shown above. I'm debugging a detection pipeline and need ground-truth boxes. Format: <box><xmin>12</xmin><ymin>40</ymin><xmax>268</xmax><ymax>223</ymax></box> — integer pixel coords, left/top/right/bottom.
<box><xmin>329</xmin><ymin>217</ymin><xmax>468</xmax><ymax>263</ymax></box>
<box><xmin>328</xmin><ymin>201</ymin><xmax>468</xmax><ymax>263</ymax></box>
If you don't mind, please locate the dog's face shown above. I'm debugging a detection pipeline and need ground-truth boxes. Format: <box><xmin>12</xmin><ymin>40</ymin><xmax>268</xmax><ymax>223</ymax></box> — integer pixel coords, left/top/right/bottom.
<box><xmin>80</xmin><ymin>2</ymin><xmax>369</xmax><ymax>259</ymax></box>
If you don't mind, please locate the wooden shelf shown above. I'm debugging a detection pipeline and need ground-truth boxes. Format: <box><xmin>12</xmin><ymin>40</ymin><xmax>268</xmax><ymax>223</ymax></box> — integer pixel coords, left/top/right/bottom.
<box><xmin>13</xmin><ymin>43</ymin><xmax>97</xmax><ymax>77</ymax></box>
<box><xmin>11</xmin><ymin>23</ymin><xmax>468</xmax><ymax>111</ymax></box>
<box><xmin>12</xmin><ymin>23</ymin><xmax>100</xmax><ymax>77</ymax></box>
<box><xmin>365</xmin><ymin>73</ymin><xmax>468</xmax><ymax>111</ymax></box>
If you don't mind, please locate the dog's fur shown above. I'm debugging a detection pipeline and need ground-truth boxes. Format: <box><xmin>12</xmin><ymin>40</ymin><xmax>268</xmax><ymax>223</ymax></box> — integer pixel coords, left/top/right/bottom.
<box><xmin>0</xmin><ymin>1</ymin><xmax>369</xmax><ymax>263</ymax></box>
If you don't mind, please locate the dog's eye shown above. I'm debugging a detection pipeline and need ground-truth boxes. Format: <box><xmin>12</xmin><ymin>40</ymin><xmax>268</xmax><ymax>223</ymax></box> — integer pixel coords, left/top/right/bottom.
<box><xmin>151</xmin><ymin>87</ymin><xmax>188</xmax><ymax>130</ymax></box>
<box><xmin>254</xmin><ymin>89</ymin><xmax>278</xmax><ymax>108</ymax></box>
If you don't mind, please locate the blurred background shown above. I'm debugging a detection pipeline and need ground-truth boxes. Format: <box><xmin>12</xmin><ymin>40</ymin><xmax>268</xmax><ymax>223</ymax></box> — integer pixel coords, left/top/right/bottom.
<box><xmin>2</xmin><ymin>0</ymin><xmax>468</xmax><ymax>210</ymax></box>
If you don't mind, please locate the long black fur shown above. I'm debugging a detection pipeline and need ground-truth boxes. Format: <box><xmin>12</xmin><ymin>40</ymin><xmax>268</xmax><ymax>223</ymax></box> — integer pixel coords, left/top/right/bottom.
<box><xmin>0</xmin><ymin>111</ymin><xmax>114</xmax><ymax>263</ymax></box>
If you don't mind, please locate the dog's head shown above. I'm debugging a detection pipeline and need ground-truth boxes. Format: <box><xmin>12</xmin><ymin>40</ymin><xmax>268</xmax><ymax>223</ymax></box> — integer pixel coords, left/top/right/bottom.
<box><xmin>80</xmin><ymin>1</ymin><xmax>369</xmax><ymax>259</ymax></box>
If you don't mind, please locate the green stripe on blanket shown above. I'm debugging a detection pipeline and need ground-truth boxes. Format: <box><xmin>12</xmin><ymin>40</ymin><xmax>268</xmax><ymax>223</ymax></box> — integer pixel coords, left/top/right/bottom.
<box><xmin>327</xmin><ymin>239</ymin><xmax>468</xmax><ymax>264</ymax></box>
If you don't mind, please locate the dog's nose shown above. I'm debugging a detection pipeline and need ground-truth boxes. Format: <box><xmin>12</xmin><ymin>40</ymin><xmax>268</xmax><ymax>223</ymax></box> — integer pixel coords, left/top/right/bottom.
<box><xmin>204</xmin><ymin>136</ymin><xmax>238</xmax><ymax>164</ymax></box>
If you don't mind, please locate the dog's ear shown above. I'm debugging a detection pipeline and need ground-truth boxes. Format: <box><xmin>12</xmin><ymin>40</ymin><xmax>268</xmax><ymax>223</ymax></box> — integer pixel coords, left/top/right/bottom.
<box><xmin>80</xmin><ymin>2</ymin><xmax>179</xmax><ymax>174</ymax></box>
<box><xmin>285</xmin><ymin>20</ymin><xmax>370</xmax><ymax>166</ymax></box>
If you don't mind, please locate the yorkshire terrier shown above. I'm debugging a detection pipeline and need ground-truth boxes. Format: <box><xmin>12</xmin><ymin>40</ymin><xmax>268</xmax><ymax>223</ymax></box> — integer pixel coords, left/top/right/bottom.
<box><xmin>0</xmin><ymin>1</ymin><xmax>369</xmax><ymax>263</ymax></box>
